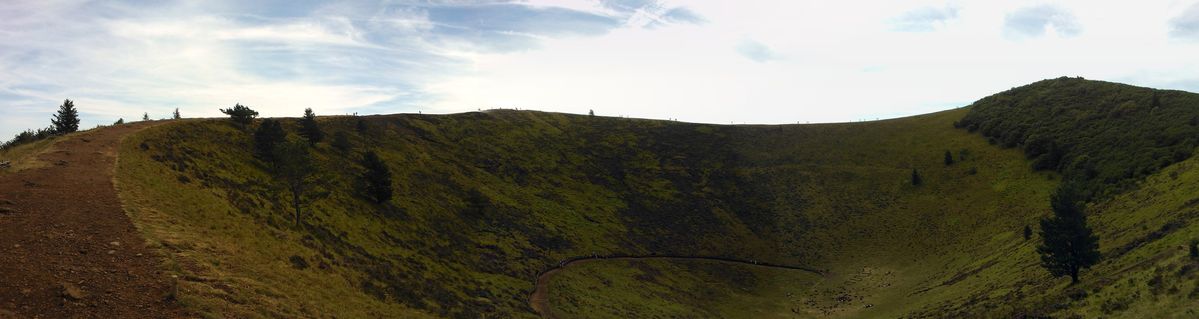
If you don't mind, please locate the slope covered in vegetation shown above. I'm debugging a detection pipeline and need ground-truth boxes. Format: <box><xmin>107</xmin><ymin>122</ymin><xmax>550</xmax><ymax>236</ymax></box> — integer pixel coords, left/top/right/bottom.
<box><xmin>114</xmin><ymin>78</ymin><xmax>1199</xmax><ymax>318</ymax></box>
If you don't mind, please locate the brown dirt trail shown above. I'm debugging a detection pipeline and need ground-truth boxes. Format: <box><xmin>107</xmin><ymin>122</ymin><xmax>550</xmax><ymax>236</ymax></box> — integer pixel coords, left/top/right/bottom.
<box><xmin>0</xmin><ymin>122</ymin><xmax>185</xmax><ymax>318</ymax></box>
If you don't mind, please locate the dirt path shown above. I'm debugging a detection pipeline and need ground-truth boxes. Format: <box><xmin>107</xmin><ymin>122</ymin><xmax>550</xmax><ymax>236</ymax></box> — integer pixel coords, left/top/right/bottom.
<box><xmin>528</xmin><ymin>255</ymin><xmax>824</xmax><ymax>318</ymax></box>
<box><xmin>0</xmin><ymin>122</ymin><xmax>185</xmax><ymax>318</ymax></box>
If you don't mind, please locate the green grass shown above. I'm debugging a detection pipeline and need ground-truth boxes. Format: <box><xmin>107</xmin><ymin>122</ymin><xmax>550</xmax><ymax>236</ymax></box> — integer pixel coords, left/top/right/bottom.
<box><xmin>112</xmin><ymin>78</ymin><xmax>1199</xmax><ymax>318</ymax></box>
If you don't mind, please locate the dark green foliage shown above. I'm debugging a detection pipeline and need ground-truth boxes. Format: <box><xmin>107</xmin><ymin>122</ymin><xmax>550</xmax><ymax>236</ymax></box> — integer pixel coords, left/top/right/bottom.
<box><xmin>589</xmin><ymin>109</ymin><xmax>595</xmax><ymax>117</ymax></box>
<box><xmin>298</xmin><ymin>108</ymin><xmax>323</xmax><ymax>145</ymax></box>
<box><xmin>360</xmin><ymin>151</ymin><xmax>393</xmax><ymax>204</ymax></box>
<box><xmin>173</xmin><ymin>108</ymin><xmax>181</xmax><ymax>120</ymax></box>
<box><xmin>1023</xmin><ymin>225</ymin><xmax>1033</xmax><ymax>241</ymax></box>
<box><xmin>254</xmin><ymin>119</ymin><xmax>287</xmax><ymax>163</ymax></box>
<box><xmin>220</xmin><ymin>104</ymin><xmax>259</xmax><ymax>126</ymax></box>
<box><xmin>355</xmin><ymin>119</ymin><xmax>369</xmax><ymax>133</ymax></box>
<box><xmin>273</xmin><ymin>138</ymin><xmax>318</xmax><ymax>225</ymax></box>
<box><xmin>1037</xmin><ymin>183</ymin><xmax>1101</xmax><ymax>284</ymax></box>
<box><xmin>332</xmin><ymin>131</ymin><xmax>353</xmax><ymax>152</ymax></box>
<box><xmin>114</xmin><ymin>118</ymin><xmax>124</xmax><ymax>125</ymax></box>
<box><xmin>1190</xmin><ymin>240</ymin><xmax>1198</xmax><ymax>260</ymax></box>
<box><xmin>142</xmin><ymin>112</ymin><xmax>150</xmax><ymax>121</ymax></box>
<box><xmin>1</xmin><ymin>127</ymin><xmax>56</xmax><ymax>150</ymax></box>
<box><xmin>911</xmin><ymin>168</ymin><xmax>922</xmax><ymax>186</ymax></box>
<box><xmin>51</xmin><ymin>99</ymin><xmax>80</xmax><ymax>134</ymax></box>
<box><xmin>944</xmin><ymin>150</ymin><xmax>954</xmax><ymax>166</ymax></box>
<box><xmin>957</xmin><ymin>77</ymin><xmax>1199</xmax><ymax>200</ymax></box>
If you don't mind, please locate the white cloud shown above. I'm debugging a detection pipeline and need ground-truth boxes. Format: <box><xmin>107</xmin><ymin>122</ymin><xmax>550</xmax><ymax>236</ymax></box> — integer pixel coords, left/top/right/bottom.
<box><xmin>4</xmin><ymin>0</ymin><xmax>1199</xmax><ymax>141</ymax></box>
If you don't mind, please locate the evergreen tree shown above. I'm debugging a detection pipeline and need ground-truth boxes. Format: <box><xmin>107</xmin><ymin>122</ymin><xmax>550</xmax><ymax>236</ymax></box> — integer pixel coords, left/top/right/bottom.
<box><xmin>1037</xmin><ymin>183</ymin><xmax>1101</xmax><ymax>284</ymax></box>
<box><xmin>51</xmin><ymin>99</ymin><xmax>80</xmax><ymax>134</ymax></box>
<box><xmin>220</xmin><ymin>103</ymin><xmax>259</xmax><ymax>126</ymax></box>
<box><xmin>944</xmin><ymin>150</ymin><xmax>954</xmax><ymax>166</ymax></box>
<box><xmin>1190</xmin><ymin>240</ymin><xmax>1198</xmax><ymax>260</ymax></box>
<box><xmin>1023</xmin><ymin>225</ymin><xmax>1033</xmax><ymax>240</ymax></box>
<box><xmin>298</xmin><ymin>108</ymin><xmax>324</xmax><ymax>145</ymax></box>
<box><xmin>173</xmin><ymin>108</ymin><xmax>181</xmax><ymax>120</ymax></box>
<box><xmin>142</xmin><ymin>112</ymin><xmax>150</xmax><ymax>121</ymax></box>
<box><xmin>589</xmin><ymin>109</ymin><xmax>595</xmax><ymax>117</ymax></box>
<box><xmin>114</xmin><ymin>118</ymin><xmax>124</xmax><ymax>125</ymax></box>
<box><xmin>332</xmin><ymin>131</ymin><xmax>353</xmax><ymax>152</ymax></box>
<box><xmin>360</xmin><ymin>151</ymin><xmax>393</xmax><ymax>203</ymax></box>
<box><xmin>254</xmin><ymin>119</ymin><xmax>287</xmax><ymax>163</ymax></box>
<box><xmin>911</xmin><ymin>168</ymin><xmax>922</xmax><ymax>186</ymax></box>
<box><xmin>274</xmin><ymin>138</ymin><xmax>317</xmax><ymax>226</ymax></box>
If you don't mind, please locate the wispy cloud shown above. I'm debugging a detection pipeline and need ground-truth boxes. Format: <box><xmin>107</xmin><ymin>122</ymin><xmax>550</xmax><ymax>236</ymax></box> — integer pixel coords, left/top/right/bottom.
<box><xmin>736</xmin><ymin>39</ymin><xmax>778</xmax><ymax>63</ymax></box>
<box><xmin>1170</xmin><ymin>2</ymin><xmax>1199</xmax><ymax>40</ymax></box>
<box><xmin>1004</xmin><ymin>5</ymin><xmax>1082</xmax><ymax>38</ymax></box>
<box><xmin>891</xmin><ymin>5</ymin><xmax>958</xmax><ymax>32</ymax></box>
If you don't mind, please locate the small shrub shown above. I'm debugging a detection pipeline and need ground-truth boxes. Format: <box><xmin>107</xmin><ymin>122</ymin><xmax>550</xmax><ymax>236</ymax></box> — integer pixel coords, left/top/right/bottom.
<box><xmin>1190</xmin><ymin>240</ymin><xmax>1198</xmax><ymax>260</ymax></box>
<box><xmin>1023</xmin><ymin>225</ymin><xmax>1033</xmax><ymax>240</ymax></box>
<box><xmin>289</xmin><ymin>255</ymin><xmax>309</xmax><ymax>270</ymax></box>
<box><xmin>944</xmin><ymin>150</ymin><xmax>954</xmax><ymax>166</ymax></box>
<box><xmin>911</xmin><ymin>169</ymin><xmax>922</xmax><ymax>186</ymax></box>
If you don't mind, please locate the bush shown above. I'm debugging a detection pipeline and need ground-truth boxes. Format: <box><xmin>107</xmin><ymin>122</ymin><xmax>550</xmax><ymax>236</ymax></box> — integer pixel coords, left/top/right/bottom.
<box><xmin>911</xmin><ymin>169</ymin><xmax>922</xmax><ymax>186</ymax></box>
<box><xmin>0</xmin><ymin>127</ymin><xmax>56</xmax><ymax>150</ymax></box>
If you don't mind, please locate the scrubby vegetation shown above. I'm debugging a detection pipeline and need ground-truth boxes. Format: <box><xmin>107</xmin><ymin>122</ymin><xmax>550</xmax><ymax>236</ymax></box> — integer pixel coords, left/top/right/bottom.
<box><xmin>956</xmin><ymin>77</ymin><xmax>1199</xmax><ymax>200</ymax></box>
<box><xmin>112</xmin><ymin>78</ymin><xmax>1199</xmax><ymax>318</ymax></box>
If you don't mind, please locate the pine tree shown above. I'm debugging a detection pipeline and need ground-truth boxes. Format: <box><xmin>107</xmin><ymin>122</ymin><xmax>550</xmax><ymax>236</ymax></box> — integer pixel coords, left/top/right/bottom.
<box><xmin>254</xmin><ymin>119</ymin><xmax>287</xmax><ymax>163</ymax></box>
<box><xmin>274</xmin><ymin>138</ymin><xmax>317</xmax><ymax>226</ymax></box>
<box><xmin>298</xmin><ymin>108</ymin><xmax>323</xmax><ymax>145</ymax></box>
<box><xmin>51</xmin><ymin>99</ymin><xmax>80</xmax><ymax>134</ymax></box>
<box><xmin>1037</xmin><ymin>183</ymin><xmax>1101</xmax><ymax>284</ymax></box>
<box><xmin>173</xmin><ymin>108</ymin><xmax>181</xmax><ymax>120</ymax></box>
<box><xmin>220</xmin><ymin>104</ymin><xmax>259</xmax><ymax>126</ymax></box>
<box><xmin>114</xmin><ymin>118</ymin><xmax>124</xmax><ymax>125</ymax></box>
<box><xmin>142</xmin><ymin>112</ymin><xmax>150</xmax><ymax>121</ymax></box>
<box><xmin>911</xmin><ymin>169</ymin><xmax>922</xmax><ymax>186</ymax></box>
<box><xmin>944</xmin><ymin>150</ymin><xmax>954</xmax><ymax>166</ymax></box>
<box><xmin>332</xmin><ymin>131</ymin><xmax>353</xmax><ymax>152</ymax></box>
<box><xmin>360</xmin><ymin>151</ymin><xmax>393</xmax><ymax>203</ymax></box>
<box><xmin>589</xmin><ymin>109</ymin><xmax>595</xmax><ymax>117</ymax></box>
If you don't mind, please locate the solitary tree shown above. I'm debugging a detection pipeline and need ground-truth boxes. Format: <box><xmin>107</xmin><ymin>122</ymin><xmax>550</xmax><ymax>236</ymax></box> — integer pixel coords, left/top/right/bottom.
<box><xmin>173</xmin><ymin>108</ymin><xmax>181</xmax><ymax>120</ymax></box>
<box><xmin>273</xmin><ymin>138</ymin><xmax>317</xmax><ymax>226</ymax></box>
<box><xmin>1037</xmin><ymin>183</ymin><xmax>1101</xmax><ymax>284</ymax></box>
<box><xmin>589</xmin><ymin>109</ymin><xmax>595</xmax><ymax>117</ymax></box>
<box><xmin>360</xmin><ymin>151</ymin><xmax>393</xmax><ymax>203</ymax></box>
<box><xmin>298</xmin><ymin>108</ymin><xmax>324</xmax><ymax>145</ymax></box>
<box><xmin>114</xmin><ymin>118</ymin><xmax>125</xmax><ymax>125</ymax></box>
<box><xmin>142</xmin><ymin>112</ymin><xmax>150</xmax><ymax>121</ymax></box>
<box><xmin>254</xmin><ymin>119</ymin><xmax>287</xmax><ymax>163</ymax></box>
<box><xmin>1023</xmin><ymin>225</ymin><xmax>1033</xmax><ymax>241</ymax></box>
<box><xmin>944</xmin><ymin>150</ymin><xmax>955</xmax><ymax>166</ymax></box>
<box><xmin>220</xmin><ymin>104</ymin><xmax>259</xmax><ymax>126</ymax></box>
<box><xmin>911</xmin><ymin>168</ymin><xmax>923</xmax><ymax>186</ymax></box>
<box><xmin>51</xmin><ymin>99</ymin><xmax>80</xmax><ymax>134</ymax></box>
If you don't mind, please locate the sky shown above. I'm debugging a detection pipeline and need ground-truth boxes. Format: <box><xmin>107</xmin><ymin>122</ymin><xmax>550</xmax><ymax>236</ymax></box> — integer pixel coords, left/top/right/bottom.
<box><xmin>3</xmin><ymin>0</ymin><xmax>1199</xmax><ymax>140</ymax></box>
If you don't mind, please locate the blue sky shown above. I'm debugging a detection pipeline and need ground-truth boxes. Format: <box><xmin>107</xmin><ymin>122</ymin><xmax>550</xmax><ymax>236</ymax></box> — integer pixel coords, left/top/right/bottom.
<box><xmin>3</xmin><ymin>0</ymin><xmax>1199</xmax><ymax>140</ymax></box>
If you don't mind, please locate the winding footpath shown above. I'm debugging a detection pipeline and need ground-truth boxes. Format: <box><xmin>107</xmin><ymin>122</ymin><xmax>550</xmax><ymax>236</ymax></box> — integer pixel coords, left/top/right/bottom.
<box><xmin>0</xmin><ymin>122</ymin><xmax>185</xmax><ymax>318</ymax></box>
<box><xmin>528</xmin><ymin>255</ymin><xmax>825</xmax><ymax>318</ymax></box>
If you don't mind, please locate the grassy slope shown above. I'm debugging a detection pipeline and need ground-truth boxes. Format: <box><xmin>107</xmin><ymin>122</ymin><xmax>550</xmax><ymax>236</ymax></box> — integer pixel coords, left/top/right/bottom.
<box><xmin>114</xmin><ymin>79</ymin><xmax>1199</xmax><ymax>318</ymax></box>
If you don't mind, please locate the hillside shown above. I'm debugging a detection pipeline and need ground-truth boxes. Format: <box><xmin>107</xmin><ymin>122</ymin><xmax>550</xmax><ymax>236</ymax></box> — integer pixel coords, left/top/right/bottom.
<box><xmin>108</xmin><ymin>78</ymin><xmax>1199</xmax><ymax>318</ymax></box>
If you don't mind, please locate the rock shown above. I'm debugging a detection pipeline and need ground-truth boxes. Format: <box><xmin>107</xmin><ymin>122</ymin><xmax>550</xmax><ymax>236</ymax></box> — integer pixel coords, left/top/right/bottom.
<box><xmin>108</xmin><ymin>241</ymin><xmax>120</xmax><ymax>247</ymax></box>
<box><xmin>106</xmin><ymin>250</ymin><xmax>116</xmax><ymax>255</ymax></box>
<box><xmin>60</xmin><ymin>283</ymin><xmax>86</xmax><ymax>301</ymax></box>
